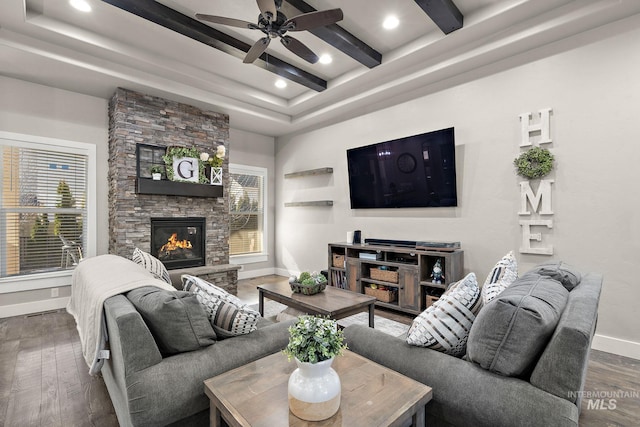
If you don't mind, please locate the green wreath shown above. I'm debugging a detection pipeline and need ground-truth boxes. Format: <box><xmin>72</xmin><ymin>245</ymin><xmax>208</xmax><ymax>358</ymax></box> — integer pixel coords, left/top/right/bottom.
<box><xmin>162</xmin><ymin>147</ymin><xmax>208</xmax><ymax>183</ymax></box>
<box><xmin>514</xmin><ymin>147</ymin><xmax>554</xmax><ymax>179</ymax></box>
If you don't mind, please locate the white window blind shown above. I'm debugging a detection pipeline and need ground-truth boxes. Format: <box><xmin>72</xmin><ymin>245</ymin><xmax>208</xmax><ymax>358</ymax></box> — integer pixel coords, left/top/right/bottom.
<box><xmin>229</xmin><ymin>166</ymin><xmax>265</xmax><ymax>256</ymax></box>
<box><xmin>1</xmin><ymin>143</ymin><xmax>87</xmax><ymax>278</ymax></box>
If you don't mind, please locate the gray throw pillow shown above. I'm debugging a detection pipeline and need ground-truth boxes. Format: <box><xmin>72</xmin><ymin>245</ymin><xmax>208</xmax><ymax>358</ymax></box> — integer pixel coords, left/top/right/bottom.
<box><xmin>526</xmin><ymin>261</ymin><xmax>582</xmax><ymax>291</ymax></box>
<box><xmin>466</xmin><ymin>273</ymin><xmax>568</xmax><ymax>377</ymax></box>
<box><xmin>126</xmin><ymin>286</ymin><xmax>216</xmax><ymax>355</ymax></box>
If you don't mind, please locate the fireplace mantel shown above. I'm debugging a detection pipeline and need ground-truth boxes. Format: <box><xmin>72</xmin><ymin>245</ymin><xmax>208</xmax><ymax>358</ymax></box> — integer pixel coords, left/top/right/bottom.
<box><xmin>136</xmin><ymin>178</ymin><xmax>223</xmax><ymax>198</ymax></box>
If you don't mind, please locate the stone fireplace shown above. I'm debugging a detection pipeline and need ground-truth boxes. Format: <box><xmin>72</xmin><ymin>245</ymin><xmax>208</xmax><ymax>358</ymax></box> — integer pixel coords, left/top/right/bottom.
<box><xmin>107</xmin><ymin>88</ymin><xmax>237</xmax><ymax>293</ymax></box>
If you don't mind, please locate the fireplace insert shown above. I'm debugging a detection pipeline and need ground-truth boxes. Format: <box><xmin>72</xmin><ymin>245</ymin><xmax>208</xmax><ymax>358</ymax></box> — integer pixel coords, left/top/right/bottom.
<box><xmin>150</xmin><ymin>217</ymin><xmax>206</xmax><ymax>269</ymax></box>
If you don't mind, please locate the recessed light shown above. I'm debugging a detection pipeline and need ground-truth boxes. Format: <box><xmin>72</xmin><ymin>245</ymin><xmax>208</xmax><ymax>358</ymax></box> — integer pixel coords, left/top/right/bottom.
<box><xmin>70</xmin><ymin>0</ymin><xmax>92</xmax><ymax>12</ymax></box>
<box><xmin>382</xmin><ymin>15</ymin><xmax>399</xmax><ymax>30</ymax></box>
<box><xmin>275</xmin><ymin>79</ymin><xmax>287</xmax><ymax>89</ymax></box>
<box><xmin>319</xmin><ymin>54</ymin><xmax>333</xmax><ymax>65</ymax></box>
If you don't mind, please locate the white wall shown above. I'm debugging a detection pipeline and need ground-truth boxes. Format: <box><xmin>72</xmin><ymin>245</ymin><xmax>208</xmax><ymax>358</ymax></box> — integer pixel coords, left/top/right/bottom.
<box><xmin>275</xmin><ymin>24</ymin><xmax>640</xmax><ymax>358</ymax></box>
<box><xmin>229</xmin><ymin>128</ymin><xmax>277</xmax><ymax>279</ymax></box>
<box><xmin>0</xmin><ymin>76</ymin><xmax>109</xmax><ymax>316</ymax></box>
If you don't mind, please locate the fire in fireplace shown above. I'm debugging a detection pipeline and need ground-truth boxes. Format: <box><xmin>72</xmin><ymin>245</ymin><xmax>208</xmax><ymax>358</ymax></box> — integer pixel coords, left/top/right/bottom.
<box><xmin>150</xmin><ymin>217</ymin><xmax>206</xmax><ymax>269</ymax></box>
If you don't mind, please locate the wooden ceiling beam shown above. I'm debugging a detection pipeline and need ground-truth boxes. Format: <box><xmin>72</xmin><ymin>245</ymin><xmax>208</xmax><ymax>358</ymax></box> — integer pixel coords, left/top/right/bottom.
<box><xmin>413</xmin><ymin>0</ymin><xmax>463</xmax><ymax>34</ymax></box>
<box><xmin>285</xmin><ymin>0</ymin><xmax>382</xmax><ymax>68</ymax></box>
<box><xmin>100</xmin><ymin>0</ymin><xmax>327</xmax><ymax>91</ymax></box>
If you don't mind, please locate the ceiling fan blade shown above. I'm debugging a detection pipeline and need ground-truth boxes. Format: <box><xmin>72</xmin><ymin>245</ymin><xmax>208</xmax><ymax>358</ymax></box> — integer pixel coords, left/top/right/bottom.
<box><xmin>244</xmin><ymin>37</ymin><xmax>271</xmax><ymax>63</ymax></box>
<box><xmin>283</xmin><ymin>9</ymin><xmax>343</xmax><ymax>32</ymax></box>
<box><xmin>195</xmin><ymin>14</ymin><xmax>256</xmax><ymax>29</ymax></box>
<box><xmin>256</xmin><ymin>0</ymin><xmax>277</xmax><ymax>22</ymax></box>
<box><xmin>280</xmin><ymin>36</ymin><xmax>318</xmax><ymax>64</ymax></box>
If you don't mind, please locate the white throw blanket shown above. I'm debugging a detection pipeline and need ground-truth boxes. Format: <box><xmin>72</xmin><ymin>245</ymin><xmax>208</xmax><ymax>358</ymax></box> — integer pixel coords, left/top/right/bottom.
<box><xmin>66</xmin><ymin>254</ymin><xmax>174</xmax><ymax>375</ymax></box>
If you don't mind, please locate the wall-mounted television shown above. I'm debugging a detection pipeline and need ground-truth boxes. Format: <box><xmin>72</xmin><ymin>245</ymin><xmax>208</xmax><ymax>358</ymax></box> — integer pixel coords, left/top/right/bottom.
<box><xmin>347</xmin><ymin>127</ymin><xmax>457</xmax><ymax>209</ymax></box>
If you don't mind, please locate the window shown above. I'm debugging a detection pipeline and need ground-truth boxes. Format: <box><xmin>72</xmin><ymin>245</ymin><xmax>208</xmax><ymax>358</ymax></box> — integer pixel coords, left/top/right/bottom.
<box><xmin>229</xmin><ymin>164</ymin><xmax>266</xmax><ymax>262</ymax></box>
<box><xmin>0</xmin><ymin>132</ymin><xmax>96</xmax><ymax>290</ymax></box>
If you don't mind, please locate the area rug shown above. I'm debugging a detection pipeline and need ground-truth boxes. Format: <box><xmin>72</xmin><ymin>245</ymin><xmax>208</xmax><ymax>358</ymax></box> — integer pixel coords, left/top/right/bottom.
<box><xmin>249</xmin><ymin>301</ymin><xmax>410</xmax><ymax>338</ymax></box>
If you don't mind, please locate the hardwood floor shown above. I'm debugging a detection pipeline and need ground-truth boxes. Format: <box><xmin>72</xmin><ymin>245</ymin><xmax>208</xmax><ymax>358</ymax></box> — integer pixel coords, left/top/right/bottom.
<box><xmin>1</xmin><ymin>275</ymin><xmax>638</xmax><ymax>426</ymax></box>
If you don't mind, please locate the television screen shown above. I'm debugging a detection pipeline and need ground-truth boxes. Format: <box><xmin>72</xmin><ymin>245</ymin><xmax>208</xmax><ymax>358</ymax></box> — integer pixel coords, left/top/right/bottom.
<box><xmin>347</xmin><ymin>127</ymin><xmax>457</xmax><ymax>209</ymax></box>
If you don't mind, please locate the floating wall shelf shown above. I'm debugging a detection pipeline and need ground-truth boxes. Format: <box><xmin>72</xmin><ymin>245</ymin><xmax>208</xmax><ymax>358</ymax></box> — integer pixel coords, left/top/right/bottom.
<box><xmin>284</xmin><ymin>167</ymin><xmax>333</xmax><ymax>178</ymax></box>
<box><xmin>284</xmin><ymin>201</ymin><xmax>334</xmax><ymax>207</ymax></box>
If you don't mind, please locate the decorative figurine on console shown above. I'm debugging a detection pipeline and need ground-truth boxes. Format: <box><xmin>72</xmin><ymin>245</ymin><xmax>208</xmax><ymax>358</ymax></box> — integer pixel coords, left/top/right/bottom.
<box><xmin>431</xmin><ymin>259</ymin><xmax>444</xmax><ymax>284</ymax></box>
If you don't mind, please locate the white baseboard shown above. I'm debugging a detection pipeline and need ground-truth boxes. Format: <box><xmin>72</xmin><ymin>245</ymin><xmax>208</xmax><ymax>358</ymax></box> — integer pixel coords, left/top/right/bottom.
<box><xmin>238</xmin><ymin>267</ymin><xmax>277</xmax><ymax>280</ymax></box>
<box><xmin>1</xmin><ymin>296</ymin><xmax>70</xmax><ymax>318</ymax></box>
<box><xmin>592</xmin><ymin>333</ymin><xmax>640</xmax><ymax>360</ymax></box>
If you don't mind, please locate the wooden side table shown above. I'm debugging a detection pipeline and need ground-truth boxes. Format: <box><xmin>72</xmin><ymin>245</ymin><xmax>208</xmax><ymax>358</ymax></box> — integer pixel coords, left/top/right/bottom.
<box><xmin>204</xmin><ymin>350</ymin><xmax>432</xmax><ymax>427</ymax></box>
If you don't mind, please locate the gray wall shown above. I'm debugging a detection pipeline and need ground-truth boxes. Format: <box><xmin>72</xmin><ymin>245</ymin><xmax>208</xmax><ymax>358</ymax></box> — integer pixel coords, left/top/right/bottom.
<box><xmin>0</xmin><ymin>76</ymin><xmax>108</xmax><ymax>316</ymax></box>
<box><xmin>229</xmin><ymin>128</ymin><xmax>276</xmax><ymax>279</ymax></box>
<box><xmin>275</xmin><ymin>23</ymin><xmax>640</xmax><ymax>358</ymax></box>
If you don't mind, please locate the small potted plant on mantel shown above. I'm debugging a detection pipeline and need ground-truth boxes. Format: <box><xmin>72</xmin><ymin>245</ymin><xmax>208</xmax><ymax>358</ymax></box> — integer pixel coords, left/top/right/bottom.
<box><xmin>149</xmin><ymin>165</ymin><xmax>164</xmax><ymax>180</ymax></box>
<box><xmin>284</xmin><ymin>315</ymin><xmax>347</xmax><ymax>421</ymax></box>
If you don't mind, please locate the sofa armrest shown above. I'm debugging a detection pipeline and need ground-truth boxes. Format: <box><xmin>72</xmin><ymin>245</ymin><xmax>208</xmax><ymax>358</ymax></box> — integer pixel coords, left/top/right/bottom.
<box><xmin>530</xmin><ymin>273</ymin><xmax>603</xmax><ymax>405</ymax></box>
<box><xmin>104</xmin><ymin>295</ymin><xmax>163</xmax><ymax>375</ymax></box>
<box><xmin>344</xmin><ymin>325</ymin><xmax>579</xmax><ymax>427</ymax></box>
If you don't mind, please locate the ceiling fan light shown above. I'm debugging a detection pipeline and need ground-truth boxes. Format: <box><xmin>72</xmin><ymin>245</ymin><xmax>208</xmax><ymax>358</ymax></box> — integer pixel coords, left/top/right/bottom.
<box><xmin>275</xmin><ymin>79</ymin><xmax>287</xmax><ymax>89</ymax></box>
<box><xmin>319</xmin><ymin>54</ymin><xmax>332</xmax><ymax>64</ymax></box>
<box><xmin>69</xmin><ymin>0</ymin><xmax>92</xmax><ymax>12</ymax></box>
<box><xmin>383</xmin><ymin>15</ymin><xmax>399</xmax><ymax>30</ymax></box>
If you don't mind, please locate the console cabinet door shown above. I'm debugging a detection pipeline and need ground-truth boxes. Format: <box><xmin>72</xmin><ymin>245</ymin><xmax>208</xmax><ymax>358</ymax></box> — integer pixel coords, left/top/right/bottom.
<box><xmin>398</xmin><ymin>267</ymin><xmax>420</xmax><ymax>311</ymax></box>
<box><xmin>346</xmin><ymin>259</ymin><xmax>360</xmax><ymax>293</ymax></box>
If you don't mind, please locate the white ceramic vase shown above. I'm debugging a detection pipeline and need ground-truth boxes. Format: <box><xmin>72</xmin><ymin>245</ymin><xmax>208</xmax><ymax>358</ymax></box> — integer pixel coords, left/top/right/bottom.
<box><xmin>288</xmin><ymin>357</ymin><xmax>341</xmax><ymax>421</ymax></box>
<box><xmin>151</xmin><ymin>173</ymin><xmax>162</xmax><ymax>180</ymax></box>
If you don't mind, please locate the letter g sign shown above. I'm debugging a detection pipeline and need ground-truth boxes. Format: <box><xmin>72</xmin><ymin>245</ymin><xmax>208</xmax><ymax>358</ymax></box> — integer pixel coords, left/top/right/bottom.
<box><xmin>172</xmin><ymin>157</ymin><xmax>199</xmax><ymax>183</ymax></box>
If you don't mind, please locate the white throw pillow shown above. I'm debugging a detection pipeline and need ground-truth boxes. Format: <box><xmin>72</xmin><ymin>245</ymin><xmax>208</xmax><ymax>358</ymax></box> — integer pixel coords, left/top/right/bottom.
<box><xmin>482</xmin><ymin>251</ymin><xmax>518</xmax><ymax>305</ymax></box>
<box><xmin>406</xmin><ymin>273</ymin><xmax>482</xmax><ymax>357</ymax></box>
<box><xmin>182</xmin><ymin>274</ymin><xmax>259</xmax><ymax>338</ymax></box>
<box><xmin>132</xmin><ymin>247</ymin><xmax>171</xmax><ymax>284</ymax></box>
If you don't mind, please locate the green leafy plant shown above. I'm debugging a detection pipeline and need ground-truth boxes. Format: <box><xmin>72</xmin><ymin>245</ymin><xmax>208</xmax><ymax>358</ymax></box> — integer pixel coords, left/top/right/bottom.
<box><xmin>162</xmin><ymin>147</ymin><xmax>208</xmax><ymax>183</ymax></box>
<box><xmin>514</xmin><ymin>146</ymin><xmax>554</xmax><ymax>179</ymax></box>
<box><xmin>291</xmin><ymin>271</ymin><xmax>326</xmax><ymax>285</ymax></box>
<box><xmin>149</xmin><ymin>165</ymin><xmax>164</xmax><ymax>174</ymax></box>
<box><xmin>283</xmin><ymin>315</ymin><xmax>347</xmax><ymax>363</ymax></box>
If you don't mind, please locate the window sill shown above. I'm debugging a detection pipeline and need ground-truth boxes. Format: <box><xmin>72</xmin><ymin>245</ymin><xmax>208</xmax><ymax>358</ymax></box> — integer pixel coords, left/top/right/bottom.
<box><xmin>0</xmin><ymin>270</ymin><xmax>74</xmax><ymax>293</ymax></box>
<box><xmin>230</xmin><ymin>253</ymin><xmax>268</xmax><ymax>265</ymax></box>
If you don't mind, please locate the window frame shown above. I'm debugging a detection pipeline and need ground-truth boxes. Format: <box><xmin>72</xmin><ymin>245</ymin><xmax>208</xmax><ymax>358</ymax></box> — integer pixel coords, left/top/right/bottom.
<box><xmin>228</xmin><ymin>163</ymin><xmax>268</xmax><ymax>265</ymax></box>
<box><xmin>0</xmin><ymin>131</ymin><xmax>97</xmax><ymax>293</ymax></box>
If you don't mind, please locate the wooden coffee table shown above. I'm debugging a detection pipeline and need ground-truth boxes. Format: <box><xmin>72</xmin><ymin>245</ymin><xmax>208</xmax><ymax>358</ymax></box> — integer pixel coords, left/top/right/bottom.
<box><xmin>204</xmin><ymin>350</ymin><xmax>432</xmax><ymax>427</ymax></box>
<box><xmin>257</xmin><ymin>282</ymin><xmax>376</xmax><ymax>327</ymax></box>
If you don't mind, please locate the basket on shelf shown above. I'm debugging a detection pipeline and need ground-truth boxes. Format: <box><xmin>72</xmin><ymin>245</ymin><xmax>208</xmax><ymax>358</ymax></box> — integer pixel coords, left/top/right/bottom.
<box><xmin>332</xmin><ymin>254</ymin><xmax>345</xmax><ymax>268</ymax></box>
<box><xmin>364</xmin><ymin>286</ymin><xmax>398</xmax><ymax>303</ymax></box>
<box><xmin>425</xmin><ymin>295</ymin><xmax>440</xmax><ymax>308</ymax></box>
<box><xmin>370</xmin><ymin>267</ymin><xmax>399</xmax><ymax>283</ymax></box>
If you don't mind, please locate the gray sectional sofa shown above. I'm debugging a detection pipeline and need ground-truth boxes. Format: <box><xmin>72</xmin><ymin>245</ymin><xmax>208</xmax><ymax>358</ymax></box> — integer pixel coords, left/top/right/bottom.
<box><xmin>102</xmin><ymin>294</ymin><xmax>293</xmax><ymax>426</ymax></box>
<box><xmin>344</xmin><ymin>270</ymin><xmax>603</xmax><ymax>427</ymax></box>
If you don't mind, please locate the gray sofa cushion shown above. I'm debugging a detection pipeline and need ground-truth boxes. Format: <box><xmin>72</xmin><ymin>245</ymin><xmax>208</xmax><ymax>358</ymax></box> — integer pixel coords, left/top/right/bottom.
<box><xmin>527</xmin><ymin>261</ymin><xmax>582</xmax><ymax>291</ymax></box>
<box><xmin>467</xmin><ymin>274</ymin><xmax>569</xmax><ymax>377</ymax></box>
<box><xmin>126</xmin><ymin>286</ymin><xmax>216</xmax><ymax>355</ymax></box>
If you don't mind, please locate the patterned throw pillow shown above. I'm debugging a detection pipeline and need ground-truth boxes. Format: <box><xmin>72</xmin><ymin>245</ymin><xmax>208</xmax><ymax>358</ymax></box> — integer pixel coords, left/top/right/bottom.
<box><xmin>182</xmin><ymin>274</ymin><xmax>259</xmax><ymax>338</ymax></box>
<box><xmin>481</xmin><ymin>251</ymin><xmax>518</xmax><ymax>305</ymax></box>
<box><xmin>407</xmin><ymin>273</ymin><xmax>482</xmax><ymax>357</ymax></box>
<box><xmin>132</xmin><ymin>247</ymin><xmax>171</xmax><ymax>284</ymax></box>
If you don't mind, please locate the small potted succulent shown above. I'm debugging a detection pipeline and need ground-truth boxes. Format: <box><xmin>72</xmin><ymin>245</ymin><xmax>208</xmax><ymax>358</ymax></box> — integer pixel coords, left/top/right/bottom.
<box><xmin>149</xmin><ymin>165</ymin><xmax>164</xmax><ymax>180</ymax></box>
<box><xmin>289</xmin><ymin>271</ymin><xmax>327</xmax><ymax>295</ymax></box>
<box><xmin>284</xmin><ymin>315</ymin><xmax>347</xmax><ymax>421</ymax></box>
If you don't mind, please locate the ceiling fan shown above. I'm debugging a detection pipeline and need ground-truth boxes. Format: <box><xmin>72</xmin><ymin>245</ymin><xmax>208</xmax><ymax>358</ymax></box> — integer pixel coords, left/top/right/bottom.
<box><xmin>196</xmin><ymin>0</ymin><xmax>343</xmax><ymax>64</ymax></box>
